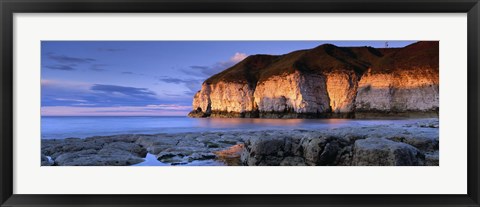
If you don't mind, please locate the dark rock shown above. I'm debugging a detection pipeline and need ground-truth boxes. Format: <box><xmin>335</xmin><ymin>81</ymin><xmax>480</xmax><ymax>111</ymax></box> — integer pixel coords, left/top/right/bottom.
<box><xmin>188</xmin><ymin>152</ymin><xmax>216</xmax><ymax>161</ymax></box>
<box><xmin>425</xmin><ymin>151</ymin><xmax>439</xmax><ymax>166</ymax></box>
<box><xmin>41</xmin><ymin>154</ymin><xmax>54</xmax><ymax>166</ymax></box>
<box><xmin>300</xmin><ymin>136</ymin><xmax>329</xmax><ymax>165</ymax></box>
<box><xmin>241</xmin><ymin>135</ymin><xmax>288</xmax><ymax>166</ymax></box>
<box><xmin>352</xmin><ymin>138</ymin><xmax>424</xmax><ymax>166</ymax></box>
<box><xmin>54</xmin><ymin>149</ymin><xmax>145</xmax><ymax>166</ymax></box>
<box><xmin>280</xmin><ymin>157</ymin><xmax>306</xmax><ymax>166</ymax></box>
<box><xmin>188</xmin><ymin>109</ymin><xmax>210</xmax><ymax>118</ymax></box>
<box><xmin>103</xmin><ymin>142</ymin><xmax>147</xmax><ymax>157</ymax></box>
<box><xmin>387</xmin><ymin>135</ymin><xmax>438</xmax><ymax>152</ymax></box>
<box><xmin>318</xmin><ymin>142</ymin><xmax>340</xmax><ymax>165</ymax></box>
<box><xmin>157</xmin><ymin>151</ymin><xmax>185</xmax><ymax>163</ymax></box>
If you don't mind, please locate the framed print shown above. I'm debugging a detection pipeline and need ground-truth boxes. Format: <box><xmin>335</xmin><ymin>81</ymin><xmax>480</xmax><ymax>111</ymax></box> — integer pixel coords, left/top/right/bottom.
<box><xmin>1</xmin><ymin>0</ymin><xmax>479</xmax><ymax>206</ymax></box>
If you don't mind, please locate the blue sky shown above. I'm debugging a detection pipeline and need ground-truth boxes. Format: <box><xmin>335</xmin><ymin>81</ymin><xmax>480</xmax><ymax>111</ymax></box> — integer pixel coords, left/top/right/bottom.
<box><xmin>41</xmin><ymin>41</ymin><xmax>416</xmax><ymax>116</ymax></box>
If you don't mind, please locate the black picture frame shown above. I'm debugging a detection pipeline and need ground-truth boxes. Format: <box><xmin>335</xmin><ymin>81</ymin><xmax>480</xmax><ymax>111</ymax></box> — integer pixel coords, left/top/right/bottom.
<box><xmin>1</xmin><ymin>0</ymin><xmax>479</xmax><ymax>206</ymax></box>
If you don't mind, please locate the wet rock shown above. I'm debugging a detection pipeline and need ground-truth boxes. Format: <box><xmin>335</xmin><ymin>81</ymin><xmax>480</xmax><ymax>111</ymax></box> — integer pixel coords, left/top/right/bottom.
<box><xmin>103</xmin><ymin>142</ymin><xmax>147</xmax><ymax>157</ymax></box>
<box><xmin>387</xmin><ymin>135</ymin><xmax>438</xmax><ymax>152</ymax></box>
<box><xmin>301</xmin><ymin>136</ymin><xmax>330</xmax><ymax>165</ymax></box>
<box><xmin>280</xmin><ymin>157</ymin><xmax>306</xmax><ymax>166</ymax></box>
<box><xmin>425</xmin><ymin>151</ymin><xmax>439</xmax><ymax>166</ymax></box>
<box><xmin>417</xmin><ymin>120</ymin><xmax>439</xmax><ymax>128</ymax></box>
<box><xmin>85</xmin><ymin>134</ymin><xmax>139</xmax><ymax>144</ymax></box>
<box><xmin>146</xmin><ymin>145</ymin><xmax>169</xmax><ymax>155</ymax></box>
<box><xmin>335</xmin><ymin>145</ymin><xmax>354</xmax><ymax>166</ymax></box>
<box><xmin>241</xmin><ymin>133</ymin><xmax>342</xmax><ymax>166</ymax></box>
<box><xmin>157</xmin><ymin>151</ymin><xmax>186</xmax><ymax>163</ymax></box>
<box><xmin>135</xmin><ymin>135</ymin><xmax>179</xmax><ymax>149</ymax></box>
<box><xmin>352</xmin><ymin>138</ymin><xmax>424</xmax><ymax>166</ymax></box>
<box><xmin>317</xmin><ymin>142</ymin><xmax>340</xmax><ymax>165</ymax></box>
<box><xmin>188</xmin><ymin>108</ymin><xmax>209</xmax><ymax>118</ymax></box>
<box><xmin>241</xmin><ymin>135</ymin><xmax>289</xmax><ymax>166</ymax></box>
<box><xmin>188</xmin><ymin>152</ymin><xmax>216</xmax><ymax>161</ymax></box>
<box><xmin>42</xmin><ymin>137</ymin><xmax>148</xmax><ymax>166</ymax></box>
<box><xmin>41</xmin><ymin>154</ymin><xmax>53</xmax><ymax>166</ymax></box>
<box><xmin>54</xmin><ymin>149</ymin><xmax>145</xmax><ymax>166</ymax></box>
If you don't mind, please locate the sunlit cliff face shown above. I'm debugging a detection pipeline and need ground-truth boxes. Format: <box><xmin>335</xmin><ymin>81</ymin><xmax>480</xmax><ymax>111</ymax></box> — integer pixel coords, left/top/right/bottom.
<box><xmin>193</xmin><ymin>82</ymin><xmax>256</xmax><ymax>113</ymax></box>
<box><xmin>325</xmin><ymin>72</ymin><xmax>359</xmax><ymax>113</ymax></box>
<box><xmin>191</xmin><ymin>66</ymin><xmax>439</xmax><ymax>116</ymax></box>
<box><xmin>192</xmin><ymin>84</ymin><xmax>211</xmax><ymax>113</ymax></box>
<box><xmin>355</xmin><ymin>67</ymin><xmax>439</xmax><ymax>112</ymax></box>
<box><xmin>254</xmin><ymin>71</ymin><xmax>330</xmax><ymax>113</ymax></box>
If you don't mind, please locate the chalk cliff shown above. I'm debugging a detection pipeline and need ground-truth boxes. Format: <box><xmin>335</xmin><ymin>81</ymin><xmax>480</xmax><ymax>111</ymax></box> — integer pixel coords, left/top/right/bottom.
<box><xmin>188</xmin><ymin>41</ymin><xmax>439</xmax><ymax>118</ymax></box>
<box><xmin>355</xmin><ymin>41</ymin><xmax>439</xmax><ymax>112</ymax></box>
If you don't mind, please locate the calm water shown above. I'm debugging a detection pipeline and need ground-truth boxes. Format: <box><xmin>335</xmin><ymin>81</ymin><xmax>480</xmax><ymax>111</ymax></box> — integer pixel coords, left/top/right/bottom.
<box><xmin>41</xmin><ymin>116</ymin><xmax>430</xmax><ymax>139</ymax></box>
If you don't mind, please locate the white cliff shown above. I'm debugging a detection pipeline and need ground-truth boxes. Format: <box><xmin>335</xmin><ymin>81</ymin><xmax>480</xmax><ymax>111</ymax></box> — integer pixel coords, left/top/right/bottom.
<box><xmin>355</xmin><ymin>68</ymin><xmax>439</xmax><ymax>112</ymax></box>
<box><xmin>253</xmin><ymin>71</ymin><xmax>330</xmax><ymax>113</ymax></box>
<box><xmin>188</xmin><ymin>41</ymin><xmax>439</xmax><ymax>118</ymax></box>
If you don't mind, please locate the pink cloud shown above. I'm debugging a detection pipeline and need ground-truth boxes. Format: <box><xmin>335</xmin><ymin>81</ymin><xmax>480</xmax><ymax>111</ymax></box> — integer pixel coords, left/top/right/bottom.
<box><xmin>229</xmin><ymin>52</ymin><xmax>248</xmax><ymax>63</ymax></box>
<box><xmin>41</xmin><ymin>79</ymin><xmax>93</xmax><ymax>92</ymax></box>
<box><xmin>145</xmin><ymin>104</ymin><xmax>191</xmax><ymax>110</ymax></box>
<box><xmin>41</xmin><ymin>105</ymin><xmax>191</xmax><ymax>116</ymax></box>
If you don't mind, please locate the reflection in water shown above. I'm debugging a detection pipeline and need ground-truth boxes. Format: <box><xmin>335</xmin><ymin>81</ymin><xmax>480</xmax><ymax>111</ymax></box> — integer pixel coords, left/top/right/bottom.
<box><xmin>197</xmin><ymin>118</ymin><xmax>300</xmax><ymax>127</ymax></box>
<box><xmin>195</xmin><ymin>118</ymin><xmax>349</xmax><ymax>129</ymax></box>
<box><xmin>132</xmin><ymin>153</ymin><xmax>225</xmax><ymax>166</ymax></box>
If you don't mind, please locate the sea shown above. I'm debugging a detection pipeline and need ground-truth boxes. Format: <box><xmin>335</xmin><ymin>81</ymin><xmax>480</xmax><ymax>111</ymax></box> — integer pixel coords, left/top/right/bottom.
<box><xmin>41</xmin><ymin>116</ymin><xmax>429</xmax><ymax>139</ymax></box>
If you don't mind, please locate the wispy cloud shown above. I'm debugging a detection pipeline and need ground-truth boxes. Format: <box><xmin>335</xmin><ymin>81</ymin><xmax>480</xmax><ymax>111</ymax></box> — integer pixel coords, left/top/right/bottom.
<box><xmin>41</xmin><ymin>79</ymin><xmax>92</xmax><ymax>90</ymax></box>
<box><xmin>44</xmin><ymin>64</ymin><xmax>76</xmax><ymax>71</ymax></box>
<box><xmin>45</xmin><ymin>53</ymin><xmax>99</xmax><ymax>72</ymax></box>
<box><xmin>90</xmin><ymin>64</ymin><xmax>108</xmax><ymax>71</ymax></box>
<box><xmin>186</xmin><ymin>52</ymin><xmax>248</xmax><ymax>77</ymax></box>
<box><xmin>157</xmin><ymin>77</ymin><xmax>203</xmax><ymax>93</ymax></box>
<box><xmin>145</xmin><ymin>104</ymin><xmax>191</xmax><ymax>110</ymax></box>
<box><xmin>54</xmin><ymin>98</ymin><xmax>87</xmax><ymax>102</ymax></box>
<box><xmin>120</xmin><ymin>71</ymin><xmax>145</xmax><ymax>76</ymax></box>
<box><xmin>47</xmin><ymin>53</ymin><xmax>96</xmax><ymax>64</ymax></box>
<box><xmin>72</xmin><ymin>103</ymin><xmax>97</xmax><ymax>106</ymax></box>
<box><xmin>90</xmin><ymin>84</ymin><xmax>156</xmax><ymax>97</ymax></box>
<box><xmin>158</xmin><ymin>77</ymin><xmax>191</xmax><ymax>84</ymax></box>
<box><xmin>189</xmin><ymin>66</ymin><xmax>209</xmax><ymax>70</ymax></box>
<box><xmin>97</xmin><ymin>48</ymin><xmax>124</xmax><ymax>52</ymax></box>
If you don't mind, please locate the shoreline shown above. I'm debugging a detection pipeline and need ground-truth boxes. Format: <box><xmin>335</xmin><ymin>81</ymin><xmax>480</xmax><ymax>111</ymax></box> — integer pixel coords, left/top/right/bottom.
<box><xmin>41</xmin><ymin>118</ymin><xmax>439</xmax><ymax>166</ymax></box>
<box><xmin>188</xmin><ymin>110</ymin><xmax>439</xmax><ymax>119</ymax></box>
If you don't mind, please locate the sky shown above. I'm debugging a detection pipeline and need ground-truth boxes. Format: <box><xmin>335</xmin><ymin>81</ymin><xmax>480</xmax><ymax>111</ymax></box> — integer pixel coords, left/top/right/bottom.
<box><xmin>41</xmin><ymin>41</ymin><xmax>416</xmax><ymax>116</ymax></box>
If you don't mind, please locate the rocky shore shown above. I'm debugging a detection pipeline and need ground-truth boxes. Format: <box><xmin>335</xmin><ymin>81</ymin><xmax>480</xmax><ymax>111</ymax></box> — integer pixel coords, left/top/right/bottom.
<box><xmin>41</xmin><ymin>119</ymin><xmax>439</xmax><ymax>166</ymax></box>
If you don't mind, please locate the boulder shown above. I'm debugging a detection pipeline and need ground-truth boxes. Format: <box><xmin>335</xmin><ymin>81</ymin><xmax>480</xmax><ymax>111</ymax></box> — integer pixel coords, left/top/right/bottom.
<box><xmin>352</xmin><ymin>138</ymin><xmax>424</xmax><ymax>166</ymax></box>
<box><xmin>241</xmin><ymin>136</ymin><xmax>288</xmax><ymax>166</ymax></box>
<box><xmin>41</xmin><ymin>154</ymin><xmax>54</xmax><ymax>166</ymax></box>
<box><xmin>425</xmin><ymin>151</ymin><xmax>439</xmax><ymax>166</ymax></box>
<box><xmin>54</xmin><ymin>149</ymin><xmax>145</xmax><ymax>166</ymax></box>
<box><xmin>103</xmin><ymin>142</ymin><xmax>147</xmax><ymax>157</ymax></box>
